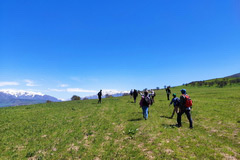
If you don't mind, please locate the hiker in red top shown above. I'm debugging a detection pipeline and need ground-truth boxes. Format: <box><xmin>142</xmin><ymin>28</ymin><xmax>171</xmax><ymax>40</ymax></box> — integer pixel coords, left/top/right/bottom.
<box><xmin>177</xmin><ymin>89</ymin><xmax>193</xmax><ymax>129</ymax></box>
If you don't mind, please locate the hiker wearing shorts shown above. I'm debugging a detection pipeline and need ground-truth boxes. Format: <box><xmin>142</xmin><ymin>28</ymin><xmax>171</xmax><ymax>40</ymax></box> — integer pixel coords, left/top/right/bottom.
<box><xmin>166</xmin><ymin>86</ymin><xmax>171</xmax><ymax>100</ymax></box>
<box><xmin>177</xmin><ymin>89</ymin><xmax>193</xmax><ymax>128</ymax></box>
<box><xmin>169</xmin><ymin>93</ymin><xmax>180</xmax><ymax>118</ymax></box>
<box><xmin>98</xmin><ymin>90</ymin><xmax>102</xmax><ymax>104</ymax></box>
<box><xmin>133</xmin><ymin>89</ymin><xmax>138</xmax><ymax>103</ymax></box>
<box><xmin>139</xmin><ymin>91</ymin><xmax>151</xmax><ymax>120</ymax></box>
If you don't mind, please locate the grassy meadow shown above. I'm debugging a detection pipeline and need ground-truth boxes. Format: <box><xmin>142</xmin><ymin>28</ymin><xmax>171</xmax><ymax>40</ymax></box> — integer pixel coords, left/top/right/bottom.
<box><xmin>0</xmin><ymin>85</ymin><xmax>239</xmax><ymax>159</ymax></box>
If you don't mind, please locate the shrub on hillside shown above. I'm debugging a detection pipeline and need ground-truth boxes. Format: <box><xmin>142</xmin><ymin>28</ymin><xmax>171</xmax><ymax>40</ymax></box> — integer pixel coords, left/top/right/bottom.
<box><xmin>46</xmin><ymin>100</ymin><xmax>52</xmax><ymax>103</ymax></box>
<box><xmin>71</xmin><ymin>95</ymin><xmax>81</xmax><ymax>101</ymax></box>
<box><xmin>123</xmin><ymin>93</ymin><xmax>129</xmax><ymax>96</ymax></box>
<box><xmin>105</xmin><ymin>94</ymin><xmax>113</xmax><ymax>98</ymax></box>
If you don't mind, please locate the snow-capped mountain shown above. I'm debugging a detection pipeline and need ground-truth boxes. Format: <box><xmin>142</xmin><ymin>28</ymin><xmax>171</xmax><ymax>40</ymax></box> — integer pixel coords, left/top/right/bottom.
<box><xmin>0</xmin><ymin>89</ymin><xmax>61</xmax><ymax>107</ymax></box>
<box><xmin>84</xmin><ymin>89</ymin><xmax>129</xmax><ymax>99</ymax></box>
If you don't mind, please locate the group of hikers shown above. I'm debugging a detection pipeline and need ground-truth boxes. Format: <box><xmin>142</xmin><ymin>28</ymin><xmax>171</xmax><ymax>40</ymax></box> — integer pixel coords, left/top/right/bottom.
<box><xmin>97</xmin><ymin>87</ymin><xmax>193</xmax><ymax>129</ymax></box>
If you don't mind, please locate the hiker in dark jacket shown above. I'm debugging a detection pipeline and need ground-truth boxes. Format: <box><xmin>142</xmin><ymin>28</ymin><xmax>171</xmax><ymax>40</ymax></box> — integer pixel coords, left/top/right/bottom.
<box><xmin>166</xmin><ymin>86</ymin><xmax>171</xmax><ymax>100</ymax></box>
<box><xmin>133</xmin><ymin>89</ymin><xmax>138</xmax><ymax>103</ymax></box>
<box><xmin>150</xmin><ymin>90</ymin><xmax>155</xmax><ymax>103</ymax></box>
<box><xmin>98</xmin><ymin>90</ymin><xmax>102</xmax><ymax>104</ymax></box>
<box><xmin>130</xmin><ymin>89</ymin><xmax>133</xmax><ymax>98</ymax></box>
<box><xmin>177</xmin><ymin>89</ymin><xmax>193</xmax><ymax>128</ymax></box>
<box><xmin>139</xmin><ymin>91</ymin><xmax>151</xmax><ymax>120</ymax></box>
<box><xmin>169</xmin><ymin>93</ymin><xmax>180</xmax><ymax>118</ymax></box>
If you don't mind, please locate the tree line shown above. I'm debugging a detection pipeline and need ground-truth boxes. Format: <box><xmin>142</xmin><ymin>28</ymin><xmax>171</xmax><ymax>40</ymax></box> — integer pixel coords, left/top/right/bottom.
<box><xmin>184</xmin><ymin>78</ymin><xmax>240</xmax><ymax>88</ymax></box>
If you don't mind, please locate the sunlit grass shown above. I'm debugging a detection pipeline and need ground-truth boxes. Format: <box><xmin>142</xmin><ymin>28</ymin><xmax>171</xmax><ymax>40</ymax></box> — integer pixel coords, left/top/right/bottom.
<box><xmin>0</xmin><ymin>85</ymin><xmax>239</xmax><ymax>159</ymax></box>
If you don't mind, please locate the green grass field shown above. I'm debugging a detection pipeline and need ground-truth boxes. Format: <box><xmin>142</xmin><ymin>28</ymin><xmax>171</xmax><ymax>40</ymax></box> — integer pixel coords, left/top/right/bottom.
<box><xmin>0</xmin><ymin>85</ymin><xmax>239</xmax><ymax>159</ymax></box>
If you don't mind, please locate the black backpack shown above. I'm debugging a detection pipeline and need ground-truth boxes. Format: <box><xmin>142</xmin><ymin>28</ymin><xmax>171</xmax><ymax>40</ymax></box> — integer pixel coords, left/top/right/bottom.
<box><xmin>175</xmin><ymin>98</ymin><xmax>180</xmax><ymax>106</ymax></box>
<box><xmin>143</xmin><ymin>96</ymin><xmax>151</xmax><ymax>106</ymax></box>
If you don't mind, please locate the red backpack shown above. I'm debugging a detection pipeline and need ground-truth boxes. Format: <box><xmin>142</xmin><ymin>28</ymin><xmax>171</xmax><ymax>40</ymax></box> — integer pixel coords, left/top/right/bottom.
<box><xmin>183</xmin><ymin>94</ymin><xmax>193</xmax><ymax>107</ymax></box>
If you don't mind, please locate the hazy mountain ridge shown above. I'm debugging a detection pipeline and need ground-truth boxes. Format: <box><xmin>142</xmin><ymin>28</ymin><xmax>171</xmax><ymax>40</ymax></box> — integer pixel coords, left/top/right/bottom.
<box><xmin>84</xmin><ymin>90</ymin><xmax>129</xmax><ymax>99</ymax></box>
<box><xmin>0</xmin><ymin>89</ymin><xmax>61</xmax><ymax>107</ymax></box>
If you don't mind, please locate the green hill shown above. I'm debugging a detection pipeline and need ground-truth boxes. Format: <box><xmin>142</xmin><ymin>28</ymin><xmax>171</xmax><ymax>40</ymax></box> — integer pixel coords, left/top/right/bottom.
<box><xmin>0</xmin><ymin>85</ymin><xmax>240</xmax><ymax>159</ymax></box>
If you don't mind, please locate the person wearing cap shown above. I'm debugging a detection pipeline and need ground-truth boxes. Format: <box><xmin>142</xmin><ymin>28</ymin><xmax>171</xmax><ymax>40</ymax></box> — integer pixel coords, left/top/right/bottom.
<box><xmin>169</xmin><ymin>93</ymin><xmax>180</xmax><ymax>118</ymax></box>
<box><xmin>177</xmin><ymin>89</ymin><xmax>193</xmax><ymax>128</ymax></box>
<box><xmin>98</xmin><ymin>90</ymin><xmax>102</xmax><ymax>104</ymax></box>
<box><xmin>139</xmin><ymin>91</ymin><xmax>151</xmax><ymax>120</ymax></box>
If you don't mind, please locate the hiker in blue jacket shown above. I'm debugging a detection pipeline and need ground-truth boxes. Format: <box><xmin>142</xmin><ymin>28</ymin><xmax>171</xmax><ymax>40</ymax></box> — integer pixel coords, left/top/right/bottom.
<box><xmin>169</xmin><ymin>93</ymin><xmax>180</xmax><ymax>118</ymax></box>
<box><xmin>177</xmin><ymin>89</ymin><xmax>193</xmax><ymax>128</ymax></box>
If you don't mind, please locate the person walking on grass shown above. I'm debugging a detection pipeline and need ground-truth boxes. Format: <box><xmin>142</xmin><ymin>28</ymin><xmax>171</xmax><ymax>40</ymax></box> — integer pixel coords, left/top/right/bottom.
<box><xmin>139</xmin><ymin>91</ymin><xmax>151</xmax><ymax>120</ymax></box>
<box><xmin>130</xmin><ymin>89</ymin><xmax>133</xmax><ymax>99</ymax></box>
<box><xmin>151</xmin><ymin>89</ymin><xmax>156</xmax><ymax>103</ymax></box>
<box><xmin>169</xmin><ymin>93</ymin><xmax>180</xmax><ymax>118</ymax></box>
<box><xmin>166</xmin><ymin>86</ymin><xmax>171</xmax><ymax>100</ymax></box>
<box><xmin>133</xmin><ymin>89</ymin><xmax>138</xmax><ymax>103</ymax></box>
<box><xmin>98</xmin><ymin>90</ymin><xmax>102</xmax><ymax>104</ymax></box>
<box><xmin>177</xmin><ymin>89</ymin><xmax>193</xmax><ymax>129</ymax></box>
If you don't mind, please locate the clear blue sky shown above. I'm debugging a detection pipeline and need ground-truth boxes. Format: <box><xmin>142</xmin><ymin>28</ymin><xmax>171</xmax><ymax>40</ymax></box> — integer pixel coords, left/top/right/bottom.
<box><xmin>0</xmin><ymin>0</ymin><xmax>240</xmax><ymax>100</ymax></box>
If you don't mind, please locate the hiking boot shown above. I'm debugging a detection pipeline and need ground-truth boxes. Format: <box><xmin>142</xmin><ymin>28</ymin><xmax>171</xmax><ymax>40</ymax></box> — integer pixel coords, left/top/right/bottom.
<box><xmin>176</xmin><ymin>124</ymin><xmax>181</xmax><ymax>128</ymax></box>
<box><xmin>189</xmin><ymin>126</ymin><xmax>193</xmax><ymax>129</ymax></box>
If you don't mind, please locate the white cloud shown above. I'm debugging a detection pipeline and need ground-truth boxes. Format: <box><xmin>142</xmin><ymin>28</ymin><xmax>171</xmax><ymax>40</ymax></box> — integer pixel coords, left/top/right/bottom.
<box><xmin>48</xmin><ymin>88</ymin><xmax>97</xmax><ymax>93</ymax></box>
<box><xmin>48</xmin><ymin>88</ymin><xmax>65</xmax><ymax>92</ymax></box>
<box><xmin>24</xmin><ymin>79</ymin><xmax>37</xmax><ymax>87</ymax></box>
<box><xmin>0</xmin><ymin>82</ymin><xmax>19</xmax><ymax>87</ymax></box>
<box><xmin>60</xmin><ymin>84</ymin><xmax>69</xmax><ymax>87</ymax></box>
<box><xmin>101</xmin><ymin>89</ymin><xmax>129</xmax><ymax>95</ymax></box>
<box><xmin>66</xmin><ymin>88</ymin><xmax>97</xmax><ymax>93</ymax></box>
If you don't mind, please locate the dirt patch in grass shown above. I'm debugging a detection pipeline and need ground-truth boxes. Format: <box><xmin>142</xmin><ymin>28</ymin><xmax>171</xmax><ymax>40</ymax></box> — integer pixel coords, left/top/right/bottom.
<box><xmin>137</xmin><ymin>143</ymin><xmax>155</xmax><ymax>159</ymax></box>
<box><xmin>28</xmin><ymin>156</ymin><xmax>38</xmax><ymax>160</ymax></box>
<box><xmin>165</xmin><ymin>149</ymin><xmax>174</xmax><ymax>155</ymax></box>
<box><xmin>68</xmin><ymin>143</ymin><xmax>79</xmax><ymax>151</ymax></box>
<box><xmin>41</xmin><ymin>135</ymin><xmax>47</xmax><ymax>138</ymax></box>
<box><xmin>221</xmin><ymin>153</ymin><xmax>237</xmax><ymax>160</ymax></box>
<box><xmin>16</xmin><ymin>145</ymin><xmax>25</xmax><ymax>151</ymax></box>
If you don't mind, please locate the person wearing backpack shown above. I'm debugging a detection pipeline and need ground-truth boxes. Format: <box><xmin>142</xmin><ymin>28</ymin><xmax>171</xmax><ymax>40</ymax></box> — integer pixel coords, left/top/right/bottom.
<box><xmin>133</xmin><ymin>89</ymin><xmax>138</xmax><ymax>103</ymax></box>
<box><xmin>169</xmin><ymin>93</ymin><xmax>180</xmax><ymax>118</ymax></box>
<box><xmin>98</xmin><ymin>90</ymin><xmax>102</xmax><ymax>104</ymax></box>
<box><xmin>166</xmin><ymin>86</ymin><xmax>171</xmax><ymax>100</ymax></box>
<box><xmin>139</xmin><ymin>91</ymin><xmax>151</xmax><ymax>120</ymax></box>
<box><xmin>177</xmin><ymin>89</ymin><xmax>193</xmax><ymax>128</ymax></box>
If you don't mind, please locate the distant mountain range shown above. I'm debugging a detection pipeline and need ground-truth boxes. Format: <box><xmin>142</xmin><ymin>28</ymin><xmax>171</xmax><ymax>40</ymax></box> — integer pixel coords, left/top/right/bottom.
<box><xmin>0</xmin><ymin>89</ymin><xmax>61</xmax><ymax>107</ymax></box>
<box><xmin>84</xmin><ymin>90</ymin><xmax>129</xmax><ymax>99</ymax></box>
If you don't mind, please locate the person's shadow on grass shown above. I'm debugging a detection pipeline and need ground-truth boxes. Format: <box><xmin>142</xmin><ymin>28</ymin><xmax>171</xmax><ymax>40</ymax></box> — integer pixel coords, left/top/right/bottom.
<box><xmin>160</xmin><ymin>115</ymin><xmax>172</xmax><ymax>119</ymax></box>
<box><xmin>128</xmin><ymin>118</ymin><xmax>142</xmax><ymax>121</ymax></box>
<box><xmin>161</xmin><ymin>124</ymin><xmax>177</xmax><ymax>128</ymax></box>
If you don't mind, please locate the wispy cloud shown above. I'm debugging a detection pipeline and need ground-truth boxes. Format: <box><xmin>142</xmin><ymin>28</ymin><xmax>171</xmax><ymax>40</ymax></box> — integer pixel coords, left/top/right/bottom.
<box><xmin>24</xmin><ymin>79</ymin><xmax>37</xmax><ymax>87</ymax></box>
<box><xmin>66</xmin><ymin>88</ymin><xmax>97</xmax><ymax>93</ymax></box>
<box><xmin>0</xmin><ymin>81</ymin><xmax>19</xmax><ymax>87</ymax></box>
<box><xmin>70</xmin><ymin>77</ymin><xmax>82</xmax><ymax>82</ymax></box>
<box><xmin>60</xmin><ymin>84</ymin><xmax>69</xmax><ymax>87</ymax></box>
<box><xmin>48</xmin><ymin>88</ymin><xmax>65</xmax><ymax>92</ymax></box>
<box><xmin>48</xmin><ymin>88</ymin><xmax>97</xmax><ymax>93</ymax></box>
